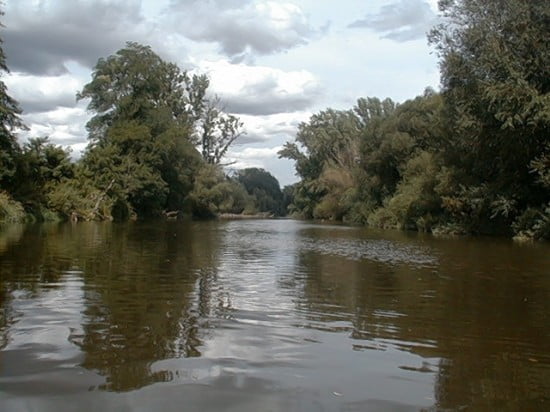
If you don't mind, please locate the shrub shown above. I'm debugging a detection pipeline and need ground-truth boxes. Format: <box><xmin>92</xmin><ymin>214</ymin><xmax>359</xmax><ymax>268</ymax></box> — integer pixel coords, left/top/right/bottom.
<box><xmin>0</xmin><ymin>192</ymin><xmax>26</xmax><ymax>223</ymax></box>
<box><xmin>512</xmin><ymin>204</ymin><xmax>550</xmax><ymax>240</ymax></box>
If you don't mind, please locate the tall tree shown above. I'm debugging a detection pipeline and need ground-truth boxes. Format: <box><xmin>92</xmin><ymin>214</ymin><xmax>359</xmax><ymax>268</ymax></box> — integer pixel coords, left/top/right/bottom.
<box><xmin>77</xmin><ymin>43</ymin><xmax>205</xmax><ymax>217</ymax></box>
<box><xmin>0</xmin><ymin>10</ymin><xmax>26</xmax><ymax>190</ymax></box>
<box><xmin>429</xmin><ymin>0</ymin><xmax>550</xmax><ymax>218</ymax></box>
<box><xmin>78</xmin><ymin>42</ymin><xmax>192</xmax><ymax>142</ymax></box>
<box><xmin>279</xmin><ymin>108</ymin><xmax>364</xmax><ymax>219</ymax></box>
<box><xmin>196</xmin><ymin>97</ymin><xmax>243</xmax><ymax>165</ymax></box>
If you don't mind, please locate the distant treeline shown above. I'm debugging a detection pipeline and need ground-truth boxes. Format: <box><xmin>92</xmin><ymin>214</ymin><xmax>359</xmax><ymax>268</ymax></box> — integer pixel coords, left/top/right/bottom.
<box><xmin>279</xmin><ymin>0</ymin><xmax>549</xmax><ymax>240</ymax></box>
<box><xmin>1</xmin><ymin>1</ymin><xmax>549</xmax><ymax>239</ymax></box>
<box><xmin>0</xmin><ymin>39</ymin><xmax>287</xmax><ymax>222</ymax></box>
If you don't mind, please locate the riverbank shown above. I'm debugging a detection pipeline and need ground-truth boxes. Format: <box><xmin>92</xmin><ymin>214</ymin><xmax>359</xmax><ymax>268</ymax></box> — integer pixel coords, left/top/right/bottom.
<box><xmin>217</xmin><ymin>212</ymin><xmax>275</xmax><ymax>219</ymax></box>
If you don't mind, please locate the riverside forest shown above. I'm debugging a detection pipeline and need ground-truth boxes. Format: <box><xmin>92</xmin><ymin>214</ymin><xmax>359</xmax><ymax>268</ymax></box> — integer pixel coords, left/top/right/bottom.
<box><xmin>1</xmin><ymin>2</ymin><xmax>550</xmax><ymax>411</ymax></box>
<box><xmin>1</xmin><ymin>1</ymin><xmax>549</xmax><ymax>240</ymax></box>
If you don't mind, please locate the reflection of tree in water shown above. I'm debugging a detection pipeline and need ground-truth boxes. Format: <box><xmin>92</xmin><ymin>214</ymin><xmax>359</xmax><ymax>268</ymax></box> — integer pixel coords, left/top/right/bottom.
<box><xmin>0</xmin><ymin>224</ymin><xmax>76</xmax><ymax>287</ymax></box>
<box><xmin>0</xmin><ymin>221</ymin><xmax>233</xmax><ymax>392</ymax></box>
<box><xmin>292</xmin><ymin>237</ymin><xmax>550</xmax><ymax>409</ymax></box>
<box><xmin>71</xmin><ymin>221</ymin><xmax>226</xmax><ymax>391</ymax></box>
<box><xmin>0</xmin><ymin>274</ymin><xmax>16</xmax><ymax>349</ymax></box>
<box><xmin>428</xmin><ymin>242</ymin><xmax>550</xmax><ymax>410</ymax></box>
<box><xmin>0</xmin><ymin>224</ymin><xmax>76</xmax><ymax>349</ymax></box>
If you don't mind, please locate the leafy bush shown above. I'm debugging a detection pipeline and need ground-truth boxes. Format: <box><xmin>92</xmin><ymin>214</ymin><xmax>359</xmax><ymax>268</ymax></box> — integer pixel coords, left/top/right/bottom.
<box><xmin>512</xmin><ymin>204</ymin><xmax>550</xmax><ymax>240</ymax></box>
<box><xmin>367</xmin><ymin>151</ymin><xmax>442</xmax><ymax>231</ymax></box>
<box><xmin>0</xmin><ymin>192</ymin><xmax>26</xmax><ymax>223</ymax></box>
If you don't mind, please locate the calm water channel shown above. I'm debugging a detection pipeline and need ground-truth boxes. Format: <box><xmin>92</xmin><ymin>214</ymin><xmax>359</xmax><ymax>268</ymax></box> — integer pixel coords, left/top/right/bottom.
<box><xmin>0</xmin><ymin>219</ymin><xmax>549</xmax><ymax>411</ymax></box>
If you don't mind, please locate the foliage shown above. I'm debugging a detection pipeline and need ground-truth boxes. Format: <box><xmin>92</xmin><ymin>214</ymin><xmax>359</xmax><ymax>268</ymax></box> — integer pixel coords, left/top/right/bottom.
<box><xmin>281</xmin><ymin>184</ymin><xmax>295</xmax><ymax>216</ymax></box>
<box><xmin>78</xmin><ymin>42</ymin><xmax>242</xmax><ymax>167</ymax></box>
<box><xmin>81</xmin><ymin>121</ymin><xmax>170</xmax><ymax>218</ymax></box>
<box><xmin>368</xmin><ymin>151</ymin><xmax>443</xmax><ymax>231</ymax></box>
<box><xmin>429</xmin><ymin>0</ymin><xmax>550</xmax><ymax>228</ymax></box>
<box><xmin>189</xmin><ymin>165</ymin><xmax>253</xmax><ymax>218</ymax></box>
<box><xmin>46</xmin><ymin>174</ymin><xmax>108</xmax><ymax>221</ymax></box>
<box><xmin>196</xmin><ymin>97</ymin><xmax>244</xmax><ymax>165</ymax></box>
<box><xmin>73</xmin><ymin>42</ymin><xmax>246</xmax><ymax>219</ymax></box>
<box><xmin>281</xmin><ymin>1</ymin><xmax>549</xmax><ymax>239</ymax></box>
<box><xmin>278</xmin><ymin>107</ymin><xmax>366</xmax><ymax>219</ymax></box>
<box><xmin>0</xmin><ymin>10</ymin><xmax>26</xmax><ymax>191</ymax></box>
<box><xmin>235</xmin><ymin>168</ymin><xmax>284</xmax><ymax>215</ymax></box>
<box><xmin>10</xmin><ymin>137</ymin><xmax>74</xmax><ymax>218</ymax></box>
<box><xmin>0</xmin><ymin>192</ymin><xmax>25</xmax><ymax>223</ymax></box>
<box><xmin>512</xmin><ymin>204</ymin><xmax>550</xmax><ymax>241</ymax></box>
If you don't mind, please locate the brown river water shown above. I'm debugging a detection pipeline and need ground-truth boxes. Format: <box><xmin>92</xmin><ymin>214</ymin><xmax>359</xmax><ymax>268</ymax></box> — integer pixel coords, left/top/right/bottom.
<box><xmin>0</xmin><ymin>219</ymin><xmax>549</xmax><ymax>411</ymax></box>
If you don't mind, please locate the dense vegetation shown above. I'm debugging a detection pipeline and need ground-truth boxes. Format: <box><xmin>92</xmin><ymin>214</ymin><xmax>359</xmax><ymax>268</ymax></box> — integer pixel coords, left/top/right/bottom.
<box><xmin>0</xmin><ymin>39</ymin><xmax>285</xmax><ymax>222</ymax></box>
<box><xmin>1</xmin><ymin>1</ymin><xmax>548</xmax><ymax>239</ymax></box>
<box><xmin>280</xmin><ymin>0</ymin><xmax>549</xmax><ymax>239</ymax></box>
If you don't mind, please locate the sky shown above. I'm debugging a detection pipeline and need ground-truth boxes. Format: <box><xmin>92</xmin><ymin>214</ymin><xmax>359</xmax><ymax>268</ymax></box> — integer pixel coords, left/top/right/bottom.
<box><xmin>2</xmin><ymin>0</ymin><xmax>441</xmax><ymax>187</ymax></box>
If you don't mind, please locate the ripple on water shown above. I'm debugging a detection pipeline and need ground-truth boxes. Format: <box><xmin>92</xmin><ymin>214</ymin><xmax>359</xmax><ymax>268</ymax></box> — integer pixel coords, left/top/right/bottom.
<box><xmin>300</xmin><ymin>237</ymin><xmax>438</xmax><ymax>267</ymax></box>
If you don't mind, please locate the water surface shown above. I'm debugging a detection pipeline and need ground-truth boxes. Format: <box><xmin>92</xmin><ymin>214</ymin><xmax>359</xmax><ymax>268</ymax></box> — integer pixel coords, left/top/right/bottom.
<box><xmin>1</xmin><ymin>220</ymin><xmax>549</xmax><ymax>411</ymax></box>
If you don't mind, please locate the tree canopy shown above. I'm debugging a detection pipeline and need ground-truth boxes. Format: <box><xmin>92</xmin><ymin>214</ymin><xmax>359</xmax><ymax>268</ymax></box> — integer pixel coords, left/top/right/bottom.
<box><xmin>280</xmin><ymin>0</ymin><xmax>549</xmax><ymax>239</ymax></box>
<box><xmin>1</xmin><ymin>3</ymin><xmax>547</xmax><ymax>238</ymax></box>
<box><xmin>74</xmin><ymin>43</ymin><xmax>246</xmax><ymax>219</ymax></box>
<box><xmin>235</xmin><ymin>168</ymin><xmax>284</xmax><ymax>215</ymax></box>
<box><xmin>0</xmin><ymin>10</ymin><xmax>26</xmax><ymax>191</ymax></box>
<box><xmin>1</xmin><ymin>41</ymin><xmax>254</xmax><ymax>222</ymax></box>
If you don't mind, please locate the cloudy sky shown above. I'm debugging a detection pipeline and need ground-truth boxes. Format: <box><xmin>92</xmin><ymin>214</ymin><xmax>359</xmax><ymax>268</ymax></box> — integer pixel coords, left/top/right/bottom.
<box><xmin>2</xmin><ymin>0</ymin><xmax>441</xmax><ymax>186</ymax></box>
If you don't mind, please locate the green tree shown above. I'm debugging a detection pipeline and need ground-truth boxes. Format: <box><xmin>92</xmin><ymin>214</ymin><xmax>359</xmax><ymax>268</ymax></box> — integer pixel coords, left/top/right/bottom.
<box><xmin>80</xmin><ymin>121</ymin><xmax>170</xmax><ymax>218</ymax></box>
<box><xmin>358</xmin><ymin>92</ymin><xmax>442</xmax><ymax>207</ymax></box>
<box><xmin>0</xmin><ymin>11</ymin><xmax>26</xmax><ymax>191</ymax></box>
<box><xmin>77</xmin><ymin>43</ymin><xmax>208</xmax><ymax>218</ymax></box>
<box><xmin>235</xmin><ymin>168</ymin><xmax>284</xmax><ymax>215</ymax></box>
<box><xmin>189</xmin><ymin>164</ymin><xmax>252</xmax><ymax>218</ymax></box>
<box><xmin>77</xmin><ymin>43</ymin><xmax>243</xmax><ymax>219</ymax></box>
<box><xmin>77</xmin><ymin>42</ymin><xmax>192</xmax><ymax>143</ymax></box>
<box><xmin>279</xmin><ymin>108</ymin><xmax>365</xmax><ymax>218</ymax></box>
<box><xmin>14</xmin><ymin>137</ymin><xmax>74</xmax><ymax>216</ymax></box>
<box><xmin>429</xmin><ymin>0</ymin><xmax>550</xmax><ymax>232</ymax></box>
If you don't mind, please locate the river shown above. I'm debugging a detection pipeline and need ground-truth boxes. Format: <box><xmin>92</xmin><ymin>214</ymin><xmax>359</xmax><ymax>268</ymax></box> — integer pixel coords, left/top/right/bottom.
<box><xmin>0</xmin><ymin>219</ymin><xmax>549</xmax><ymax>411</ymax></box>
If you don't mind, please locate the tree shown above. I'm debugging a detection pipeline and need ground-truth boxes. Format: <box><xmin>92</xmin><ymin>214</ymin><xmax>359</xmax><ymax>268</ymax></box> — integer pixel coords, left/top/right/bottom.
<box><xmin>77</xmin><ymin>42</ymin><xmax>192</xmax><ymax>143</ymax></box>
<box><xmin>235</xmin><ymin>168</ymin><xmax>284</xmax><ymax>215</ymax></box>
<box><xmin>14</xmin><ymin>137</ymin><xmax>74</xmax><ymax>211</ymax></box>
<box><xmin>279</xmin><ymin>101</ymin><xmax>402</xmax><ymax>220</ymax></box>
<box><xmin>429</xmin><ymin>0</ymin><xmax>550</xmax><ymax>226</ymax></box>
<box><xmin>0</xmin><ymin>10</ymin><xmax>26</xmax><ymax>190</ymax></box>
<box><xmin>76</xmin><ymin>43</ymin><xmax>243</xmax><ymax>219</ymax></box>
<box><xmin>80</xmin><ymin>121</ymin><xmax>171</xmax><ymax>218</ymax></box>
<box><xmin>77</xmin><ymin>43</ymin><xmax>210</xmax><ymax>218</ymax></box>
<box><xmin>196</xmin><ymin>97</ymin><xmax>243</xmax><ymax>165</ymax></box>
<box><xmin>278</xmin><ymin>108</ymin><xmax>367</xmax><ymax>218</ymax></box>
<box><xmin>189</xmin><ymin>164</ymin><xmax>252</xmax><ymax>218</ymax></box>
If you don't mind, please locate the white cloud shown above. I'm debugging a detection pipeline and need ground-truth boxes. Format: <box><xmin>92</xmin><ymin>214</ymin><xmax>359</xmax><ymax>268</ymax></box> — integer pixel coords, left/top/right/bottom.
<box><xmin>5</xmin><ymin>72</ymin><xmax>84</xmax><ymax>114</ymax></box>
<box><xmin>235</xmin><ymin>112</ymin><xmax>309</xmax><ymax>145</ymax></box>
<box><xmin>348</xmin><ymin>0</ymin><xmax>438</xmax><ymax>42</ymax></box>
<box><xmin>18</xmin><ymin>103</ymin><xmax>89</xmax><ymax>154</ymax></box>
<box><xmin>225</xmin><ymin>146</ymin><xmax>281</xmax><ymax>171</ymax></box>
<box><xmin>167</xmin><ymin>0</ymin><xmax>322</xmax><ymax>62</ymax></box>
<box><xmin>199</xmin><ymin>59</ymin><xmax>322</xmax><ymax>115</ymax></box>
<box><xmin>259</xmin><ymin>18</ymin><xmax>440</xmax><ymax>108</ymax></box>
<box><xmin>2</xmin><ymin>0</ymin><xmax>190</xmax><ymax>75</ymax></box>
<box><xmin>426</xmin><ymin>0</ymin><xmax>439</xmax><ymax>12</ymax></box>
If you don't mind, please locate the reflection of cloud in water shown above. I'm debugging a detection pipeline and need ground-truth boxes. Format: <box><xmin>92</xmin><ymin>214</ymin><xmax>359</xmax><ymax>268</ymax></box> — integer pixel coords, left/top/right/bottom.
<box><xmin>222</xmin><ymin>219</ymin><xmax>437</xmax><ymax>267</ymax></box>
<box><xmin>300</xmin><ymin>237</ymin><xmax>438</xmax><ymax>267</ymax></box>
